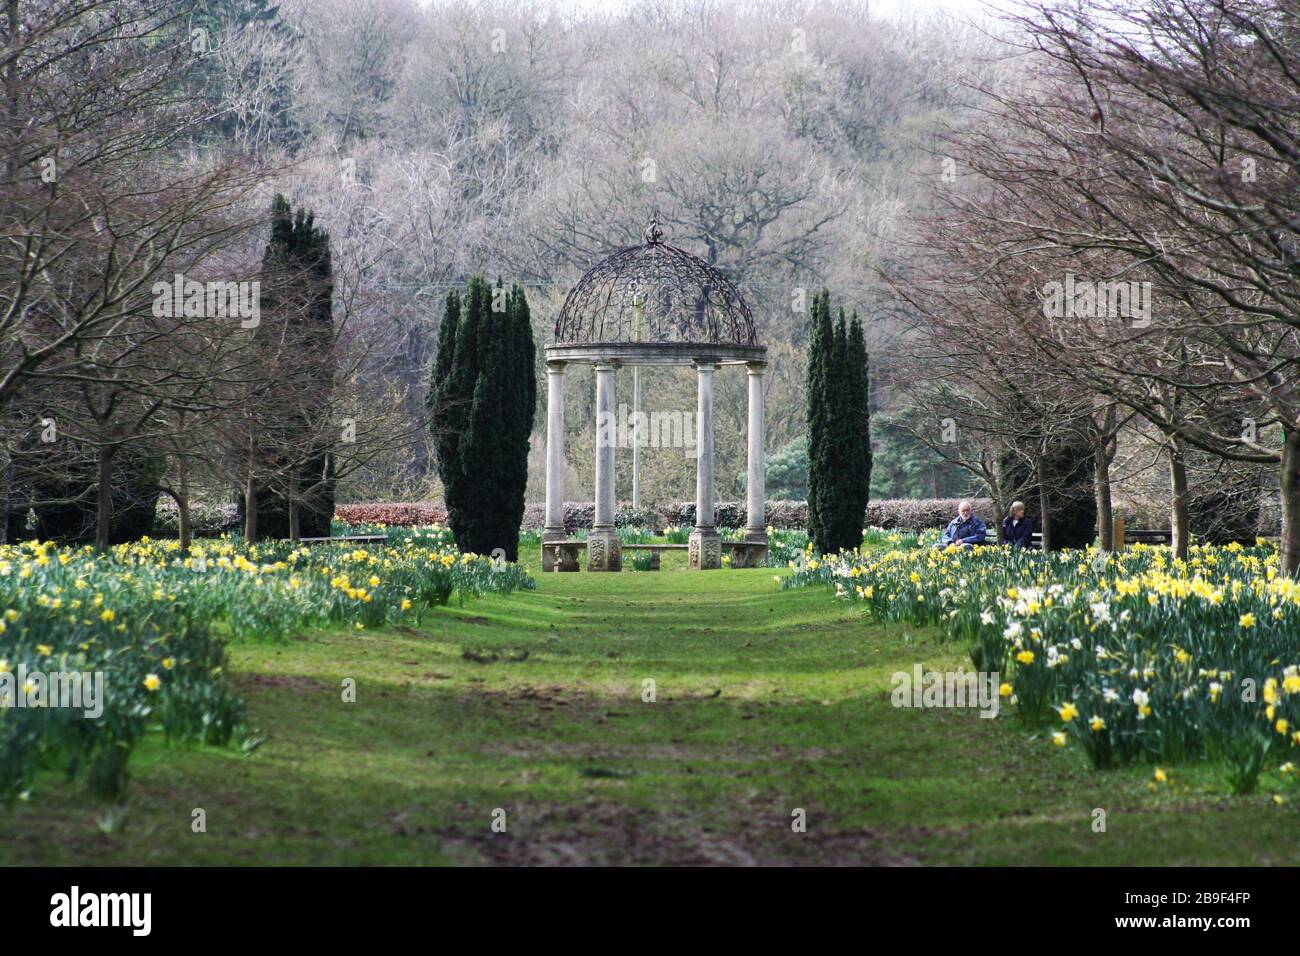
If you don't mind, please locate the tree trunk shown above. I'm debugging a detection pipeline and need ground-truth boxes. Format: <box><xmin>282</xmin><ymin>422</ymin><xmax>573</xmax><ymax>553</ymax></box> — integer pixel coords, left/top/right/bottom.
<box><xmin>1095</xmin><ymin>447</ymin><xmax>1114</xmax><ymax>551</ymax></box>
<box><xmin>244</xmin><ymin>437</ymin><xmax>258</xmax><ymax>543</ymax></box>
<box><xmin>990</xmin><ymin>475</ymin><xmax>1006</xmax><ymax>543</ymax></box>
<box><xmin>1281</xmin><ymin>426</ymin><xmax>1300</xmax><ymax>578</ymax></box>
<box><xmin>0</xmin><ymin>459</ymin><xmax>9</xmax><ymax>545</ymax></box>
<box><xmin>1036</xmin><ymin>454</ymin><xmax>1052</xmax><ymax>551</ymax></box>
<box><xmin>244</xmin><ymin>477</ymin><xmax>258</xmax><ymax>542</ymax></box>
<box><xmin>288</xmin><ymin>472</ymin><xmax>301</xmax><ymax>543</ymax></box>
<box><xmin>95</xmin><ymin>448</ymin><xmax>114</xmax><ymax>552</ymax></box>
<box><xmin>177</xmin><ymin>458</ymin><xmax>192</xmax><ymax>551</ymax></box>
<box><xmin>1168</xmin><ymin>437</ymin><xmax>1190</xmax><ymax>561</ymax></box>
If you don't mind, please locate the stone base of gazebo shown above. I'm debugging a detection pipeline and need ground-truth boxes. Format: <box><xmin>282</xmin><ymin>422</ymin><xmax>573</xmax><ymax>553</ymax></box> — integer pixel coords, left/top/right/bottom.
<box><xmin>688</xmin><ymin>528</ymin><xmax>721</xmax><ymax>570</ymax></box>
<box><xmin>730</xmin><ymin>535</ymin><xmax>768</xmax><ymax>568</ymax></box>
<box><xmin>586</xmin><ymin>528</ymin><xmax>622</xmax><ymax>571</ymax></box>
<box><xmin>540</xmin><ymin>531</ymin><xmax>571</xmax><ymax>572</ymax></box>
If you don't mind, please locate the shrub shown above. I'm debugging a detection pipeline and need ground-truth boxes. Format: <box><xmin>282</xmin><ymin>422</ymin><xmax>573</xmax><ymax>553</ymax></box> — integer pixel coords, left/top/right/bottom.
<box><xmin>155</xmin><ymin>498</ymin><xmax>240</xmax><ymax>534</ymax></box>
<box><xmin>334</xmin><ymin>502</ymin><xmax>447</xmax><ymax>526</ymax></box>
<box><xmin>616</xmin><ymin>505</ymin><xmax>659</xmax><ymax>528</ymax></box>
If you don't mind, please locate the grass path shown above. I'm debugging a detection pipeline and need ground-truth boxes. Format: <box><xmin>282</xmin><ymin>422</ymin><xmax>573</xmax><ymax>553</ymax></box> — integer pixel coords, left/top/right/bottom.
<box><xmin>2</xmin><ymin>561</ymin><xmax>1297</xmax><ymax>865</ymax></box>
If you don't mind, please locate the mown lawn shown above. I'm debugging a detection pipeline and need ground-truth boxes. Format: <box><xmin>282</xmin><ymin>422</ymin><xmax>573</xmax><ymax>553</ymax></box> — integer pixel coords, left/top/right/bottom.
<box><xmin>2</xmin><ymin>556</ymin><xmax>1297</xmax><ymax>865</ymax></box>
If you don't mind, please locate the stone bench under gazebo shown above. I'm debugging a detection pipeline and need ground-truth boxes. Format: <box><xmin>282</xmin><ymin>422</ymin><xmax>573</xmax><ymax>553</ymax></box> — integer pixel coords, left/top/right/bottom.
<box><xmin>541</xmin><ymin>218</ymin><xmax>768</xmax><ymax>571</ymax></box>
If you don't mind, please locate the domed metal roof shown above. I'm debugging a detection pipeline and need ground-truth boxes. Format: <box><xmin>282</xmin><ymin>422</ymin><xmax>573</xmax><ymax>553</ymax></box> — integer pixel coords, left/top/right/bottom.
<box><xmin>553</xmin><ymin>218</ymin><xmax>757</xmax><ymax>347</ymax></box>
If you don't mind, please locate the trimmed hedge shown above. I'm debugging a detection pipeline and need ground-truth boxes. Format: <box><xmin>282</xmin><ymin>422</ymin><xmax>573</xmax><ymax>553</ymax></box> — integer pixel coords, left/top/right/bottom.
<box><xmin>335</xmin><ymin>502</ymin><xmax>448</xmax><ymax>526</ymax></box>
<box><xmin>332</xmin><ymin>498</ymin><xmax>991</xmax><ymax>533</ymax></box>
<box><xmin>864</xmin><ymin>498</ymin><xmax>995</xmax><ymax>531</ymax></box>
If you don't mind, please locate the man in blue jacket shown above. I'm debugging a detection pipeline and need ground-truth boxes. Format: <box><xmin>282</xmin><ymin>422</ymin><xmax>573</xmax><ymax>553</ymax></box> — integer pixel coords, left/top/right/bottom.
<box><xmin>936</xmin><ymin>500</ymin><xmax>988</xmax><ymax>548</ymax></box>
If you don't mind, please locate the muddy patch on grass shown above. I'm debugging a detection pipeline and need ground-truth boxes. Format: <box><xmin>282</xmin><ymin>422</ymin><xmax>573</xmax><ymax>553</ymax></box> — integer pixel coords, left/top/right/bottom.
<box><xmin>237</xmin><ymin>674</ymin><xmax>325</xmax><ymax>692</ymax></box>
<box><xmin>436</xmin><ymin>798</ymin><xmax>927</xmax><ymax>866</ymax></box>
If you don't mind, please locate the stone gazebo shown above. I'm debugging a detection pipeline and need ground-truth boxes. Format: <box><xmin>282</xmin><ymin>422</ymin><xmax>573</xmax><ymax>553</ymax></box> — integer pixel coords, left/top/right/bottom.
<box><xmin>542</xmin><ymin>219</ymin><xmax>768</xmax><ymax>572</ymax></box>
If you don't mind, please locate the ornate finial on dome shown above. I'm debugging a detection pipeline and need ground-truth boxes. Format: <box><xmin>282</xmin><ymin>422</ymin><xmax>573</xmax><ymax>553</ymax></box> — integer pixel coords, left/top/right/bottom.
<box><xmin>644</xmin><ymin>216</ymin><xmax>664</xmax><ymax>245</ymax></box>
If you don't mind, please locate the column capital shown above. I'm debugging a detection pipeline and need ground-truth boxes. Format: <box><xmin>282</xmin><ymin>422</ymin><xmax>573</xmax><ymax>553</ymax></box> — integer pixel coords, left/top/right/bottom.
<box><xmin>593</xmin><ymin>360</ymin><xmax>621</xmax><ymax>372</ymax></box>
<box><xmin>746</xmin><ymin>361</ymin><xmax>767</xmax><ymax>375</ymax></box>
<box><xmin>692</xmin><ymin>358</ymin><xmax>720</xmax><ymax>371</ymax></box>
<box><xmin>546</xmin><ymin>359</ymin><xmax>567</xmax><ymax>373</ymax></box>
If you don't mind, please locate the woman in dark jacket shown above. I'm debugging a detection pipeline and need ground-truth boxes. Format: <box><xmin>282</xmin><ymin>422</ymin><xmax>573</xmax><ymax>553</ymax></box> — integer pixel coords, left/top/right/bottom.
<box><xmin>1002</xmin><ymin>501</ymin><xmax>1034</xmax><ymax>549</ymax></box>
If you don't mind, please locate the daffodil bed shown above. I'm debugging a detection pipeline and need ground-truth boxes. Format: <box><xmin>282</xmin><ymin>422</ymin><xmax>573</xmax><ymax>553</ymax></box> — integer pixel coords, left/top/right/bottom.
<box><xmin>5</xmin><ymin>553</ymin><xmax>1300</xmax><ymax>865</ymax></box>
<box><xmin>0</xmin><ymin>530</ymin><xmax>534</xmax><ymax>801</ymax></box>
<box><xmin>785</xmin><ymin>541</ymin><xmax>1300</xmax><ymax>794</ymax></box>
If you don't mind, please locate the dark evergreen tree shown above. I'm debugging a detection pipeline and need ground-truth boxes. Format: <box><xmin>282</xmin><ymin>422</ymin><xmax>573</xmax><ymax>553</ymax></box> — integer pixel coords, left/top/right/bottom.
<box><xmin>805</xmin><ymin>293</ymin><xmax>873</xmax><ymax>555</ymax></box>
<box><xmin>236</xmin><ymin>195</ymin><xmax>336</xmax><ymax>539</ymax></box>
<box><xmin>1187</xmin><ymin>399</ymin><xmax>1267</xmax><ymax>544</ymax></box>
<box><xmin>428</xmin><ymin>289</ymin><xmax>463</xmax><ymax>524</ymax></box>
<box><xmin>999</xmin><ymin>415</ymin><xmax>1097</xmax><ymax>550</ymax></box>
<box><xmin>175</xmin><ymin>0</ymin><xmax>299</xmax><ymax>149</ymax></box>
<box><xmin>4</xmin><ymin>436</ymin><xmax>161</xmax><ymax>545</ymax></box>
<box><xmin>826</xmin><ymin>309</ymin><xmax>853</xmax><ymax>547</ymax></box>
<box><xmin>804</xmin><ymin>289</ymin><xmax>833</xmax><ymax>550</ymax></box>
<box><xmin>430</xmin><ymin>277</ymin><xmax>536</xmax><ymax>560</ymax></box>
<box><xmin>844</xmin><ymin>311</ymin><xmax>872</xmax><ymax>548</ymax></box>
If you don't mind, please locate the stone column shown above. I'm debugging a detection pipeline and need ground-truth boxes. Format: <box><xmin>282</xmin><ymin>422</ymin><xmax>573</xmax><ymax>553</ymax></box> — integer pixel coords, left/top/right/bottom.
<box><xmin>589</xmin><ymin>362</ymin><xmax>621</xmax><ymax>571</ymax></box>
<box><xmin>541</xmin><ymin>361</ymin><xmax>567</xmax><ymax>572</ymax></box>
<box><xmin>740</xmin><ymin>361</ymin><xmax>768</xmax><ymax>568</ymax></box>
<box><xmin>689</xmin><ymin>360</ymin><xmax>721</xmax><ymax>570</ymax></box>
<box><xmin>631</xmin><ymin>365</ymin><xmax>641</xmax><ymax>510</ymax></box>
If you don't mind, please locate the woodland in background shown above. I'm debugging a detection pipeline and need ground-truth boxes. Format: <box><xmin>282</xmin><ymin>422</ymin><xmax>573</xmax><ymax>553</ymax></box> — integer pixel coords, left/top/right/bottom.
<box><xmin>0</xmin><ymin>0</ymin><xmax>1289</xmax><ymax>563</ymax></box>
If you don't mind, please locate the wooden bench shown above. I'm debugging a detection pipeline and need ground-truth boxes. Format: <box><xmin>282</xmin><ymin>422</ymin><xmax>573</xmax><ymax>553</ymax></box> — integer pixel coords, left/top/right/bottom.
<box><xmin>971</xmin><ymin>528</ymin><xmax>1172</xmax><ymax>548</ymax></box>
<box><xmin>544</xmin><ymin>538</ymin><xmax>768</xmax><ymax>571</ymax></box>
<box><xmin>1123</xmin><ymin>528</ymin><xmax>1173</xmax><ymax>545</ymax></box>
<box><xmin>296</xmin><ymin>534</ymin><xmax>389</xmax><ymax>546</ymax></box>
<box><xmin>189</xmin><ymin>531</ymin><xmax>392</xmax><ymax>545</ymax></box>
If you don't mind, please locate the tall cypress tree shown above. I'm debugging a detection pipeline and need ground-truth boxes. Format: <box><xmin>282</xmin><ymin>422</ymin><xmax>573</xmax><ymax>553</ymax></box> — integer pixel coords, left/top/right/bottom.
<box><xmin>237</xmin><ymin>195</ymin><xmax>336</xmax><ymax>540</ymax></box>
<box><xmin>846</xmin><ymin>312</ymin><xmax>872</xmax><ymax>548</ymax></box>
<box><xmin>805</xmin><ymin>289</ymin><xmax>833</xmax><ymax>550</ymax></box>
<box><xmin>499</xmin><ymin>283</ymin><xmax>536</xmax><ymax>555</ymax></box>
<box><xmin>806</xmin><ymin>293</ymin><xmax>873</xmax><ymax>555</ymax></box>
<box><xmin>438</xmin><ymin>276</ymin><xmax>488</xmax><ymax>548</ymax></box>
<box><xmin>826</xmin><ymin>309</ymin><xmax>853</xmax><ymax>551</ymax></box>
<box><xmin>428</xmin><ymin>289</ymin><xmax>463</xmax><ymax>523</ymax></box>
<box><xmin>430</xmin><ymin>276</ymin><xmax>536</xmax><ymax>559</ymax></box>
